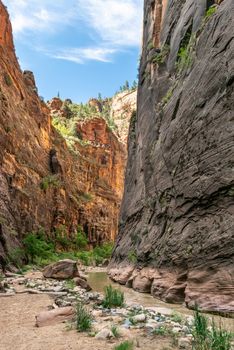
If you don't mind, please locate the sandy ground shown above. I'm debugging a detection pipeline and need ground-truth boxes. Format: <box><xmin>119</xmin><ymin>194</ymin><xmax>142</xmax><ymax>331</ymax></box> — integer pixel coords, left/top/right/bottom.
<box><xmin>0</xmin><ymin>293</ymin><xmax>176</xmax><ymax>350</ymax></box>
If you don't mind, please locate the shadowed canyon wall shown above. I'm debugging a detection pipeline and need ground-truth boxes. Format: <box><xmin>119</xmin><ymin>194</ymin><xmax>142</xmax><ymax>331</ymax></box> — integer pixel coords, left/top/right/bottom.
<box><xmin>109</xmin><ymin>0</ymin><xmax>234</xmax><ymax>314</ymax></box>
<box><xmin>0</xmin><ymin>1</ymin><xmax>136</xmax><ymax>264</ymax></box>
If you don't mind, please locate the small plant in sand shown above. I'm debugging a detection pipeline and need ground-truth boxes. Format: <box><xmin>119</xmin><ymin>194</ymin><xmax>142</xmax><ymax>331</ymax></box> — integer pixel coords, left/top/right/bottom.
<box><xmin>111</xmin><ymin>325</ymin><xmax>120</xmax><ymax>338</ymax></box>
<box><xmin>114</xmin><ymin>341</ymin><xmax>134</xmax><ymax>350</ymax></box>
<box><xmin>102</xmin><ymin>285</ymin><xmax>124</xmax><ymax>308</ymax></box>
<box><xmin>192</xmin><ymin>308</ymin><xmax>233</xmax><ymax>350</ymax></box>
<box><xmin>76</xmin><ymin>302</ymin><xmax>92</xmax><ymax>332</ymax></box>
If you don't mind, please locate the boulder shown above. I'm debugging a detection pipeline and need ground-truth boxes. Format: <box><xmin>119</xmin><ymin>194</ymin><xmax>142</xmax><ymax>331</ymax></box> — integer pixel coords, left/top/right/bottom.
<box><xmin>43</xmin><ymin>260</ymin><xmax>79</xmax><ymax>280</ymax></box>
<box><xmin>74</xmin><ymin>277</ymin><xmax>92</xmax><ymax>291</ymax></box>
<box><xmin>35</xmin><ymin>306</ymin><xmax>75</xmax><ymax>327</ymax></box>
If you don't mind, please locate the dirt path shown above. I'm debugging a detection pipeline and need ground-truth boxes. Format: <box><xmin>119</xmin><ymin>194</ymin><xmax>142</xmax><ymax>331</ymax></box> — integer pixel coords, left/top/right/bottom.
<box><xmin>0</xmin><ymin>294</ymin><xmax>174</xmax><ymax>350</ymax></box>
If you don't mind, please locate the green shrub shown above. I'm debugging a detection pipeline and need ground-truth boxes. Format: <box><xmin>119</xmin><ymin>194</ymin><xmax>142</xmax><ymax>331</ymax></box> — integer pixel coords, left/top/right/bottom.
<box><xmin>102</xmin><ymin>285</ymin><xmax>124</xmax><ymax>308</ymax></box>
<box><xmin>65</xmin><ymin>279</ymin><xmax>76</xmax><ymax>290</ymax></box>
<box><xmin>152</xmin><ymin>45</ymin><xmax>170</xmax><ymax>65</ymax></box>
<box><xmin>23</xmin><ymin>233</ymin><xmax>54</xmax><ymax>263</ymax></box>
<box><xmin>176</xmin><ymin>34</ymin><xmax>196</xmax><ymax>74</ymax></box>
<box><xmin>111</xmin><ymin>325</ymin><xmax>120</xmax><ymax>338</ymax></box>
<box><xmin>128</xmin><ymin>250</ymin><xmax>137</xmax><ymax>263</ymax></box>
<box><xmin>193</xmin><ymin>308</ymin><xmax>209</xmax><ymax>345</ymax></box>
<box><xmin>114</xmin><ymin>341</ymin><xmax>134</xmax><ymax>350</ymax></box>
<box><xmin>92</xmin><ymin>242</ymin><xmax>113</xmax><ymax>264</ymax></box>
<box><xmin>152</xmin><ymin>325</ymin><xmax>169</xmax><ymax>336</ymax></box>
<box><xmin>192</xmin><ymin>308</ymin><xmax>233</xmax><ymax>350</ymax></box>
<box><xmin>171</xmin><ymin>311</ymin><xmax>183</xmax><ymax>323</ymax></box>
<box><xmin>162</xmin><ymin>89</ymin><xmax>173</xmax><ymax>106</ymax></box>
<box><xmin>54</xmin><ymin>225</ymin><xmax>71</xmax><ymax>249</ymax></box>
<box><xmin>76</xmin><ymin>302</ymin><xmax>92</xmax><ymax>332</ymax></box>
<box><xmin>76</xmin><ymin>251</ymin><xmax>91</xmax><ymax>266</ymax></box>
<box><xmin>205</xmin><ymin>6</ymin><xmax>217</xmax><ymax>19</ymax></box>
<box><xmin>210</xmin><ymin>321</ymin><xmax>232</xmax><ymax>350</ymax></box>
<box><xmin>40</xmin><ymin>175</ymin><xmax>61</xmax><ymax>191</ymax></box>
<box><xmin>79</xmin><ymin>192</ymin><xmax>93</xmax><ymax>202</ymax></box>
<box><xmin>7</xmin><ymin>247</ymin><xmax>25</xmax><ymax>267</ymax></box>
<box><xmin>4</xmin><ymin>73</ymin><xmax>12</xmax><ymax>86</ymax></box>
<box><xmin>74</xmin><ymin>227</ymin><xmax>88</xmax><ymax>249</ymax></box>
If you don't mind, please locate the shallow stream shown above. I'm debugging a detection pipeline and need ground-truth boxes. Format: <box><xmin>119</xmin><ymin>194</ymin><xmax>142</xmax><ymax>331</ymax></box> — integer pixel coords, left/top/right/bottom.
<box><xmin>88</xmin><ymin>271</ymin><xmax>234</xmax><ymax>332</ymax></box>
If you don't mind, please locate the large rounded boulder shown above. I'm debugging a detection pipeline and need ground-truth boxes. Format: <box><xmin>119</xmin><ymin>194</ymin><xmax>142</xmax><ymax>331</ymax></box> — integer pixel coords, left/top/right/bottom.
<box><xmin>43</xmin><ymin>259</ymin><xmax>79</xmax><ymax>280</ymax></box>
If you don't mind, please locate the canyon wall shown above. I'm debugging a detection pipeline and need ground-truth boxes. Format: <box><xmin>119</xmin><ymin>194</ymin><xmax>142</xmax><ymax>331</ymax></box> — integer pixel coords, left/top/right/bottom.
<box><xmin>109</xmin><ymin>0</ymin><xmax>234</xmax><ymax>314</ymax></box>
<box><xmin>0</xmin><ymin>1</ymin><xmax>135</xmax><ymax>264</ymax></box>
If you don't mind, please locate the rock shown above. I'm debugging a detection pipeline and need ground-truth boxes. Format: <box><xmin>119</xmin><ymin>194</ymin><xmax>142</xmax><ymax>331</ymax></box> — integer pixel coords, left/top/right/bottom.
<box><xmin>101</xmin><ymin>259</ymin><xmax>109</xmax><ymax>267</ymax></box>
<box><xmin>186</xmin><ymin>316</ymin><xmax>194</xmax><ymax>326</ymax></box>
<box><xmin>132</xmin><ymin>314</ymin><xmax>146</xmax><ymax>323</ymax></box>
<box><xmin>0</xmin><ymin>281</ymin><xmax>7</xmax><ymax>292</ymax></box>
<box><xmin>181</xmin><ymin>325</ymin><xmax>190</xmax><ymax>333</ymax></box>
<box><xmin>74</xmin><ymin>277</ymin><xmax>92</xmax><ymax>291</ymax></box>
<box><xmin>178</xmin><ymin>337</ymin><xmax>192</xmax><ymax>349</ymax></box>
<box><xmin>43</xmin><ymin>260</ymin><xmax>79</xmax><ymax>280</ymax></box>
<box><xmin>88</xmin><ymin>292</ymin><xmax>100</xmax><ymax>301</ymax></box>
<box><xmin>111</xmin><ymin>90</ymin><xmax>137</xmax><ymax>144</ymax></box>
<box><xmin>172</xmin><ymin>326</ymin><xmax>182</xmax><ymax>334</ymax></box>
<box><xmin>109</xmin><ymin>0</ymin><xmax>234</xmax><ymax>314</ymax></box>
<box><xmin>0</xmin><ymin>2</ymin><xmax>131</xmax><ymax>266</ymax></box>
<box><xmin>145</xmin><ymin>307</ymin><xmax>173</xmax><ymax>316</ymax></box>
<box><xmin>35</xmin><ymin>307</ymin><xmax>75</xmax><ymax>327</ymax></box>
<box><xmin>92</xmin><ymin>310</ymin><xmax>103</xmax><ymax>317</ymax></box>
<box><xmin>145</xmin><ymin>319</ymin><xmax>158</xmax><ymax>329</ymax></box>
<box><xmin>95</xmin><ymin>328</ymin><xmax>114</xmax><ymax>340</ymax></box>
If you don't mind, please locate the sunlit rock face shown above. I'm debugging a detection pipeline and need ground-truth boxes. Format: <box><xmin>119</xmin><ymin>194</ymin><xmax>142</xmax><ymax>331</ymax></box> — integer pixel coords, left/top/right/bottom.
<box><xmin>0</xmin><ymin>1</ymin><xmax>135</xmax><ymax>263</ymax></box>
<box><xmin>109</xmin><ymin>0</ymin><xmax>234</xmax><ymax>315</ymax></box>
<box><xmin>111</xmin><ymin>90</ymin><xmax>137</xmax><ymax>145</ymax></box>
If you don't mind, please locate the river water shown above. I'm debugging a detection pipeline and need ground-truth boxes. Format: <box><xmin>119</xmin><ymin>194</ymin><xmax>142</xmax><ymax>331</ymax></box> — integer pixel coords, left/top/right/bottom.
<box><xmin>88</xmin><ymin>271</ymin><xmax>234</xmax><ymax>332</ymax></box>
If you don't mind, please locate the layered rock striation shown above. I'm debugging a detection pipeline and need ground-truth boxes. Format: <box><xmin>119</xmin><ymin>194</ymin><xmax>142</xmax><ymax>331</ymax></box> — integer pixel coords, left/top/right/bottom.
<box><xmin>109</xmin><ymin>0</ymin><xmax>234</xmax><ymax>314</ymax></box>
<box><xmin>0</xmin><ymin>1</ymin><xmax>133</xmax><ymax>264</ymax></box>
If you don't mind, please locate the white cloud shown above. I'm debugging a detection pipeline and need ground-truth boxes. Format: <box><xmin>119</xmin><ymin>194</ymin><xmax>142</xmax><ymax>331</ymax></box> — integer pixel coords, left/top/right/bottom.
<box><xmin>76</xmin><ymin>0</ymin><xmax>143</xmax><ymax>47</ymax></box>
<box><xmin>3</xmin><ymin>0</ymin><xmax>143</xmax><ymax>63</ymax></box>
<box><xmin>50</xmin><ymin>47</ymin><xmax>117</xmax><ymax>64</ymax></box>
<box><xmin>4</xmin><ymin>0</ymin><xmax>76</xmax><ymax>34</ymax></box>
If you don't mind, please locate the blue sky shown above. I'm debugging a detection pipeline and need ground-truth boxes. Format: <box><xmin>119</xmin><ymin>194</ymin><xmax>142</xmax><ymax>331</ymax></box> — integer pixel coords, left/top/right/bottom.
<box><xmin>4</xmin><ymin>0</ymin><xmax>143</xmax><ymax>103</ymax></box>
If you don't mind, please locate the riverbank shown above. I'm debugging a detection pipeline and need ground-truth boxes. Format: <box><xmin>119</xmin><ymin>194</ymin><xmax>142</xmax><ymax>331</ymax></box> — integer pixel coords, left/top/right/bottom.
<box><xmin>0</xmin><ymin>267</ymin><xmax>233</xmax><ymax>350</ymax></box>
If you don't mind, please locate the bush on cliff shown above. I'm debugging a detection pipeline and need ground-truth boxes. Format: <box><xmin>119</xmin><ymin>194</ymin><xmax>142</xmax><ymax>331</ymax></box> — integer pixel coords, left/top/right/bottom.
<box><xmin>74</xmin><ymin>226</ymin><xmax>88</xmax><ymax>249</ymax></box>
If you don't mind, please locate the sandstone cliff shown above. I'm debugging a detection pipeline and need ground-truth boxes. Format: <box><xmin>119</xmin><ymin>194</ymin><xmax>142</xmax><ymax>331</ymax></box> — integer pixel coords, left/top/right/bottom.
<box><xmin>0</xmin><ymin>1</ymin><xmax>134</xmax><ymax>265</ymax></box>
<box><xmin>109</xmin><ymin>0</ymin><xmax>234</xmax><ymax>314</ymax></box>
<box><xmin>111</xmin><ymin>90</ymin><xmax>137</xmax><ymax>145</ymax></box>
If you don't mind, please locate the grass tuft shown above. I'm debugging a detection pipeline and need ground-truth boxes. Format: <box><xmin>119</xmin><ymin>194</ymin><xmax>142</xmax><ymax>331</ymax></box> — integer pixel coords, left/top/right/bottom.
<box><xmin>111</xmin><ymin>325</ymin><xmax>120</xmax><ymax>338</ymax></box>
<box><xmin>192</xmin><ymin>308</ymin><xmax>233</xmax><ymax>350</ymax></box>
<box><xmin>76</xmin><ymin>302</ymin><xmax>92</xmax><ymax>332</ymax></box>
<box><xmin>114</xmin><ymin>341</ymin><xmax>134</xmax><ymax>350</ymax></box>
<box><xmin>102</xmin><ymin>285</ymin><xmax>124</xmax><ymax>308</ymax></box>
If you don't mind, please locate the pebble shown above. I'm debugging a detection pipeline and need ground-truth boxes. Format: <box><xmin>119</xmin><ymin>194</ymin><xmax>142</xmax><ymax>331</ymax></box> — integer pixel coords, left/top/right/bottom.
<box><xmin>95</xmin><ymin>328</ymin><xmax>114</xmax><ymax>339</ymax></box>
<box><xmin>178</xmin><ymin>337</ymin><xmax>191</xmax><ymax>349</ymax></box>
<box><xmin>172</xmin><ymin>326</ymin><xmax>182</xmax><ymax>334</ymax></box>
<box><xmin>132</xmin><ymin>313</ymin><xmax>146</xmax><ymax>322</ymax></box>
